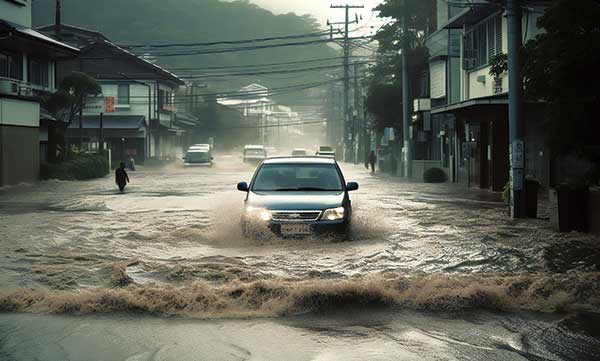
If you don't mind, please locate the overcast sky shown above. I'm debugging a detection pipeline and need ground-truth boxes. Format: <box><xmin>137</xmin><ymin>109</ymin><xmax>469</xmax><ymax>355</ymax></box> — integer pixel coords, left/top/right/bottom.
<box><xmin>247</xmin><ymin>0</ymin><xmax>387</xmax><ymax>37</ymax></box>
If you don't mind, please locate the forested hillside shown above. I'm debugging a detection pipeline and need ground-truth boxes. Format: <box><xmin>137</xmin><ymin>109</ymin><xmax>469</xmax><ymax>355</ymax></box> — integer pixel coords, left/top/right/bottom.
<box><xmin>33</xmin><ymin>0</ymin><xmax>338</xmax><ymax>100</ymax></box>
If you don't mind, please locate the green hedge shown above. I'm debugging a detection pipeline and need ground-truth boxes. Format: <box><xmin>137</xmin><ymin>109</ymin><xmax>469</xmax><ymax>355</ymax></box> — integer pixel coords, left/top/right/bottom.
<box><xmin>41</xmin><ymin>153</ymin><xmax>109</xmax><ymax>181</ymax></box>
<box><xmin>423</xmin><ymin>167</ymin><xmax>447</xmax><ymax>183</ymax></box>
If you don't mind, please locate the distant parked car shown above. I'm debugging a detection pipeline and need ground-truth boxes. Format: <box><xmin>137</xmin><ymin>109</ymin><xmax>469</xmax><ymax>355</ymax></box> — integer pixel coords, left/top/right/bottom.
<box><xmin>291</xmin><ymin>148</ymin><xmax>308</xmax><ymax>156</ymax></box>
<box><xmin>189</xmin><ymin>144</ymin><xmax>210</xmax><ymax>150</ymax></box>
<box><xmin>183</xmin><ymin>148</ymin><xmax>213</xmax><ymax>167</ymax></box>
<box><xmin>243</xmin><ymin>145</ymin><xmax>267</xmax><ymax>164</ymax></box>
<box><xmin>316</xmin><ymin>146</ymin><xmax>335</xmax><ymax>158</ymax></box>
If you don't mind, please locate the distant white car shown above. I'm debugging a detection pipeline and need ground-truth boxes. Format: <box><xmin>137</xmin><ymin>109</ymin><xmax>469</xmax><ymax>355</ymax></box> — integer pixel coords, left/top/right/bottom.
<box><xmin>243</xmin><ymin>145</ymin><xmax>267</xmax><ymax>163</ymax></box>
<box><xmin>316</xmin><ymin>146</ymin><xmax>335</xmax><ymax>158</ymax></box>
<box><xmin>190</xmin><ymin>144</ymin><xmax>210</xmax><ymax>150</ymax></box>
<box><xmin>291</xmin><ymin>148</ymin><xmax>308</xmax><ymax>156</ymax></box>
<box><xmin>183</xmin><ymin>148</ymin><xmax>213</xmax><ymax>167</ymax></box>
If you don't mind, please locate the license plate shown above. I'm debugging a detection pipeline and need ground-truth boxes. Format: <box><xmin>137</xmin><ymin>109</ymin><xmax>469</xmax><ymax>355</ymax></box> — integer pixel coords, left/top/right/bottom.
<box><xmin>280</xmin><ymin>223</ymin><xmax>312</xmax><ymax>235</ymax></box>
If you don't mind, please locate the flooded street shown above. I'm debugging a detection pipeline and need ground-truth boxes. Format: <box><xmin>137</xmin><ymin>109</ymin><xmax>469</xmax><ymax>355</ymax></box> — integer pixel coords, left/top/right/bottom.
<box><xmin>1</xmin><ymin>158</ymin><xmax>600</xmax><ymax>360</ymax></box>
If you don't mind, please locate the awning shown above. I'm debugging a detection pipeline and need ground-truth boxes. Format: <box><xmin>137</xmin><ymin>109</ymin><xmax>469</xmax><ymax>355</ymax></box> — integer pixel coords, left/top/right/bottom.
<box><xmin>68</xmin><ymin>115</ymin><xmax>146</xmax><ymax>130</ymax></box>
<box><xmin>431</xmin><ymin>94</ymin><xmax>508</xmax><ymax>115</ymax></box>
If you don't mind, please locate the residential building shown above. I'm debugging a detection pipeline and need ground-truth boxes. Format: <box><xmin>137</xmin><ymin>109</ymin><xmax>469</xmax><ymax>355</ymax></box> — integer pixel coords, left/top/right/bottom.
<box><xmin>38</xmin><ymin>24</ymin><xmax>186</xmax><ymax>162</ymax></box>
<box><xmin>218</xmin><ymin>83</ymin><xmax>273</xmax><ymax>145</ymax></box>
<box><xmin>0</xmin><ymin>0</ymin><xmax>78</xmax><ymax>186</ymax></box>
<box><xmin>420</xmin><ymin>0</ymin><xmax>548</xmax><ymax>190</ymax></box>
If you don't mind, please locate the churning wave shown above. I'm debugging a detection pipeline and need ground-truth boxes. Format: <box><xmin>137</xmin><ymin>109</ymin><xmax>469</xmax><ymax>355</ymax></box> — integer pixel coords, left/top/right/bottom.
<box><xmin>2</xmin><ymin>272</ymin><xmax>599</xmax><ymax>318</ymax></box>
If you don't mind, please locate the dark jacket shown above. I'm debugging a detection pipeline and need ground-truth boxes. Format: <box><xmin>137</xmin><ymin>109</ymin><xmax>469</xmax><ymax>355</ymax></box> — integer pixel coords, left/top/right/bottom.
<box><xmin>115</xmin><ymin>168</ymin><xmax>129</xmax><ymax>185</ymax></box>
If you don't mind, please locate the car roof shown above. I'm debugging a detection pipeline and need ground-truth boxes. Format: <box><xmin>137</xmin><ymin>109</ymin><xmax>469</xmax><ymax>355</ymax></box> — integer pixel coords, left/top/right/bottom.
<box><xmin>263</xmin><ymin>156</ymin><xmax>336</xmax><ymax>164</ymax></box>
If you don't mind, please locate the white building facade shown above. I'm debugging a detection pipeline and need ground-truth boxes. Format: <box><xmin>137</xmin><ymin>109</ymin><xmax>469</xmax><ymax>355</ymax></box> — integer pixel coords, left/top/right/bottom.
<box><xmin>0</xmin><ymin>0</ymin><xmax>78</xmax><ymax>185</ymax></box>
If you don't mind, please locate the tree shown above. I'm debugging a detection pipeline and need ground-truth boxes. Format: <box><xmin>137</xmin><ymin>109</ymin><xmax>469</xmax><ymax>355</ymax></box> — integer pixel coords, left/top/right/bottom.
<box><xmin>42</xmin><ymin>72</ymin><xmax>102</xmax><ymax>162</ymax></box>
<box><xmin>366</xmin><ymin>0</ymin><xmax>435</xmax><ymax>132</ymax></box>
<box><xmin>523</xmin><ymin>0</ymin><xmax>600</xmax><ymax>165</ymax></box>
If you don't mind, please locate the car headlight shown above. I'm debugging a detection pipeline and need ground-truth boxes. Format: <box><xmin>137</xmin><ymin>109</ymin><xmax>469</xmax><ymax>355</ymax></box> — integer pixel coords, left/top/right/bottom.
<box><xmin>246</xmin><ymin>206</ymin><xmax>271</xmax><ymax>221</ymax></box>
<box><xmin>321</xmin><ymin>206</ymin><xmax>345</xmax><ymax>221</ymax></box>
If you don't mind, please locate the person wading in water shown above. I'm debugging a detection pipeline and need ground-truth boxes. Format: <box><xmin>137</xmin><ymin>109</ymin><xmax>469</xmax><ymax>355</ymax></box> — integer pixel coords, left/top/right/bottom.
<box><xmin>115</xmin><ymin>162</ymin><xmax>130</xmax><ymax>192</ymax></box>
<box><xmin>368</xmin><ymin>150</ymin><xmax>377</xmax><ymax>173</ymax></box>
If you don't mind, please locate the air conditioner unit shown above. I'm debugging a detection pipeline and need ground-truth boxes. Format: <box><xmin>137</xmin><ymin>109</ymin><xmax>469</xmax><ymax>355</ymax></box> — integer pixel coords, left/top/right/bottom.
<box><xmin>463</xmin><ymin>58</ymin><xmax>477</xmax><ymax>70</ymax></box>
<box><xmin>0</xmin><ymin>79</ymin><xmax>16</xmax><ymax>95</ymax></box>
<box><xmin>18</xmin><ymin>85</ymin><xmax>33</xmax><ymax>96</ymax></box>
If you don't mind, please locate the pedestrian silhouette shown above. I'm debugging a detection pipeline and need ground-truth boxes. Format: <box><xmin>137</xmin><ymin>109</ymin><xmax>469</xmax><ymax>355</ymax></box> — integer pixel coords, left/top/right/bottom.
<box><xmin>115</xmin><ymin>162</ymin><xmax>130</xmax><ymax>192</ymax></box>
<box><xmin>369</xmin><ymin>150</ymin><xmax>377</xmax><ymax>173</ymax></box>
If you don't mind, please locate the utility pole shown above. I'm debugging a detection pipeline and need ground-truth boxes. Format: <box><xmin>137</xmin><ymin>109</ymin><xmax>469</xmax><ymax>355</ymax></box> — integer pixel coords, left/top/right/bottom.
<box><xmin>55</xmin><ymin>0</ymin><xmax>62</xmax><ymax>39</ymax></box>
<box><xmin>507</xmin><ymin>0</ymin><xmax>526</xmax><ymax>218</ymax></box>
<box><xmin>401</xmin><ymin>0</ymin><xmax>412</xmax><ymax>178</ymax></box>
<box><xmin>353</xmin><ymin>61</ymin><xmax>361</xmax><ymax>164</ymax></box>
<box><xmin>330</xmin><ymin>3</ymin><xmax>364</xmax><ymax>162</ymax></box>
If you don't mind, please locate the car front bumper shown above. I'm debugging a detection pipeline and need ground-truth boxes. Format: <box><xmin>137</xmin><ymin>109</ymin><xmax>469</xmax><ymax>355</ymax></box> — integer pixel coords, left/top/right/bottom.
<box><xmin>242</xmin><ymin>218</ymin><xmax>350</xmax><ymax>237</ymax></box>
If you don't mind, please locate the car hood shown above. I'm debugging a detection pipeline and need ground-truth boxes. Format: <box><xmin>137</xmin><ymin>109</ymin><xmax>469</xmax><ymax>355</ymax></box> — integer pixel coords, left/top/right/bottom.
<box><xmin>247</xmin><ymin>191</ymin><xmax>345</xmax><ymax>210</ymax></box>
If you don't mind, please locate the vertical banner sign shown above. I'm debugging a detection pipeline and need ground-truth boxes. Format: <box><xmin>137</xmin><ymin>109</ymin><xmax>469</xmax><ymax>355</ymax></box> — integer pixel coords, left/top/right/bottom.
<box><xmin>511</xmin><ymin>140</ymin><xmax>524</xmax><ymax>191</ymax></box>
<box><xmin>105</xmin><ymin>96</ymin><xmax>115</xmax><ymax>113</ymax></box>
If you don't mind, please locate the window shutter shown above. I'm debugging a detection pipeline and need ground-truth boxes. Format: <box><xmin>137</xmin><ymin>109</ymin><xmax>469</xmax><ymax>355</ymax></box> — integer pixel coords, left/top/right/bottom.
<box><xmin>495</xmin><ymin>14</ymin><xmax>503</xmax><ymax>54</ymax></box>
<box><xmin>487</xmin><ymin>19</ymin><xmax>495</xmax><ymax>59</ymax></box>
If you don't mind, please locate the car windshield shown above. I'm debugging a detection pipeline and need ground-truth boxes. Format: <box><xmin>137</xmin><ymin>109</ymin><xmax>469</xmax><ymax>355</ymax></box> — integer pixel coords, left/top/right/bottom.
<box><xmin>186</xmin><ymin>151</ymin><xmax>210</xmax><ymax>162</ymax></box>
<box><xmin>319</xmin><ymin>146</ymin><xmax>333</xmax><ymax>152</ymax></box>
<box><xmin>245</xmin><ymin>149</ymin><xmax>265</xmax><ymax>156</ymax></box>
<box><xmin>252</xmin><ymin>163</ymin><xmax>343</xmax><ymax>191</ymax></box>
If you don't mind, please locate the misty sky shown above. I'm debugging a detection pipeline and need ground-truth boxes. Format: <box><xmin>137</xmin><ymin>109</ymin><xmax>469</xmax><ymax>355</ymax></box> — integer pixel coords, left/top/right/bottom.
<box><xmin>248</xmin><ymin>0</ymin><xmax>387</xmax><ymax>36</ymax></box>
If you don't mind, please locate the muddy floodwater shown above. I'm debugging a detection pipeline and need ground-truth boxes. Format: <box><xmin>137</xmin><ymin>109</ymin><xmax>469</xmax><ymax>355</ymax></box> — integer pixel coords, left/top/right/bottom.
<box><xmin>1</xmin><ymin>157</ymin><xmax>600</xmax><ymax>360</ymax></box>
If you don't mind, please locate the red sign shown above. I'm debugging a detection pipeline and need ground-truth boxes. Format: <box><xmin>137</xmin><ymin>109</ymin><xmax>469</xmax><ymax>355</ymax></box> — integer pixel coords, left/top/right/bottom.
<box><xmin>105</xmin><ymin>96</ymin><xmax>115</xmax><ymax>113</ymax></box>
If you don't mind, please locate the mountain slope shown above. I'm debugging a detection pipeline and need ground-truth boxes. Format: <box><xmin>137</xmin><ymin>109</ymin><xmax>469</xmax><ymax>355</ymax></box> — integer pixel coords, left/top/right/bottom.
<box><xmin>33</xmin><ymin>0</ymin><xmax>338</xmax><ymax>98</ymax></box>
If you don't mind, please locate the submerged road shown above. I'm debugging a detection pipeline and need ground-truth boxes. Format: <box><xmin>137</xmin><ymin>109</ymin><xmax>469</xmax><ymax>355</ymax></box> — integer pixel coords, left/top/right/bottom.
<box><xmin>1</xmin><ymin>156</ymin><xmax>599</xmax><ymax>360</ymax></box>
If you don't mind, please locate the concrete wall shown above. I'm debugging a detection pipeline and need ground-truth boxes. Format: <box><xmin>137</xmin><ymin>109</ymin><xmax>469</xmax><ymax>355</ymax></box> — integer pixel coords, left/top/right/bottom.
<box><xmin>411</xmin><ymin>160</ymin><xmax>448</xmax><ymax>182</ymax></box>
<box><xmin>0</xmin><ymin>124</ymin><xmax>40</xmax><ymax>186</ymax></box>
<box><xmin>0</xmin><ymin>97</ymin><xmax>40</xmax><ymax>186</ymax></box>
<box><xmin>0</xmin><ymin>0</ymin><xmax>31</xmax><ymax>27</ymax></box>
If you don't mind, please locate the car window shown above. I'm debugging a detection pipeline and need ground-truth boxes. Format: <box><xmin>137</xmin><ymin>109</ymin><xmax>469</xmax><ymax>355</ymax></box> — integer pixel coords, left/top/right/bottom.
<box><xmin>186</xmin><ymin>151</ymin><xmax>210</xmax><ymax>162</ymax></box>
<box><xmin>252</xmin><ymin>163</ymin><xmax>342</xmax><ymax>191</ymax></box>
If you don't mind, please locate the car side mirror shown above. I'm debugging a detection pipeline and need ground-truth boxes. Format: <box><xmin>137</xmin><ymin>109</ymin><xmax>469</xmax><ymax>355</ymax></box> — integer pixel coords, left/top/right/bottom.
<box><xmin>182</xmin><ymin>157</ymin><xmax>186</xmax><ymax>160</ymax></box>
<box><xmin>237</xmin><ymin>182</ymin><xmax>249</xmax><ymax>192</ymax></box>
<box><xmin>346</xmin><ymin>182</ymin><xmax>359</xmax><ymax>191</ymax></box>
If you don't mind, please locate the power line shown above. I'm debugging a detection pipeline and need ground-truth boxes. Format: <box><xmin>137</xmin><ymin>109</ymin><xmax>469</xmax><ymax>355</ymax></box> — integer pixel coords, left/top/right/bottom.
<box><xmin>122</xmin><ymin>36</ymin><xmax>373</xmax><ymax>57</ymax></box>
<box><xmin>119</xmin><ymin>30</ymin><xmax>332</xmax><ymax>48</ymax></box>
<box><xmin>173</xmin><ymin>61</ymin><xmax>374</xmax><ymax>79</ymax></box>
<box><xmin>164</xmin><ymin>56</ymin><xmax>373</xmax><ymax>72</ymax></box>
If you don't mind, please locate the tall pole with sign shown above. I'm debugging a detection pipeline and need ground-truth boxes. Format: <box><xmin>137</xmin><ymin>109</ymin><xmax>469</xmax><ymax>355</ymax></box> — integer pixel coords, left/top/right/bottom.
<box><xmin>507</xmin><ymin>0</ymin><xmax>525</xmax><ymax>218</ymax></box>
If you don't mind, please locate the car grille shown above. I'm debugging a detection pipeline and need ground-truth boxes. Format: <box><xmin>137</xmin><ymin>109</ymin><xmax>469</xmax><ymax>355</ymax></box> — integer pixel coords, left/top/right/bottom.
<box><xmin>270</xmin><ymin>211</ymin><xmax>321</xmax><ymax>222</ymax></box>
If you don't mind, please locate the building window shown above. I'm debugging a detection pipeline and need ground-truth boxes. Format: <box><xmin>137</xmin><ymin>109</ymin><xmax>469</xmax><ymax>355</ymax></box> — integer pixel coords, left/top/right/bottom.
<box><xmin>117</xmin><ymin>84</ymin><xmax>130</xmax><ymax>104</ymax></box>
<box><xmin>463</xmin><ymin>13</ymin><xmax>503</xmax><ymax>70</ymax></box>
<box><xmin>159</xmin><ymin>89</ymin><xmax>173</xmax><ymax>109</ymax></box>
<box><xmin>28</xmin><ymin>58</ymin><xmax>49</xmax><ymax>87</ymax></box>
<box><xmin>0</xmin><ymin>52</ymin><xmax>23</xmax><ymax>81</ymax></box>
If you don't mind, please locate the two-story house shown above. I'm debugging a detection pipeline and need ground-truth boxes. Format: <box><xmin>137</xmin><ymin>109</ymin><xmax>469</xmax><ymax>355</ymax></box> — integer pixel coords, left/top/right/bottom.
<box><xmin>0</xmin><ymin>0</ymin><xmax>78</xmax><ymax>186</ymax></box>
<box><xmin>422</xmin><ymin>0</ymin><xmax>548</xmax><ymax>191</ymax></box>
<box><xmin>218</xmin><ymin>83</ymin><xmax>273</xmax><ymax>145</ymax></box>
<box><xmin>38</xmin><ymin>24</ymin><xmax>186</xmax><ymax>163</ymax></box>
